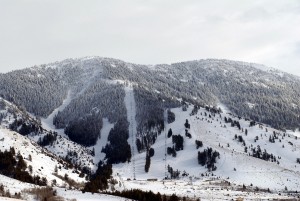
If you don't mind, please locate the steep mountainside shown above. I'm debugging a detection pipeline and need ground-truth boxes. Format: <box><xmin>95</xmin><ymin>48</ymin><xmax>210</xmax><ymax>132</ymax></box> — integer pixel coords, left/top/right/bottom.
<box><xmin>0</xmin><ymin>57</ymin><xmax>299</xmax><ymax>134</ymax></box>
<box><xmin>0</xmin><ymin>97</ymin><xmax>96</xmax><ymax>173</ymax></box>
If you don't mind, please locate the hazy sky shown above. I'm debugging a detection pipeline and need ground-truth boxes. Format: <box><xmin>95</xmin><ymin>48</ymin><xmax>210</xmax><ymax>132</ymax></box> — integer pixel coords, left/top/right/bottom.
<box><xmin>0</xmin><ymin>0</ymin><xmax>300</xmax><ymax>75</ymax></box>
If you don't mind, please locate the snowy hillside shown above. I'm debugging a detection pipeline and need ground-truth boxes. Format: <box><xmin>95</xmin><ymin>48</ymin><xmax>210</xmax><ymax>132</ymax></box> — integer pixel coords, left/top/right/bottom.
<box><xmin>1</xmin><ymin>56</ymin><xmax>300</xmax><ymax>200</ymax></box>
<box><xmin>113</xmin><ymin>105</ymin><xmax>300</xmax><ymax>199</ymax></box>
<box><xmin>0</xmin><ymin>128</ymin><xmax>133</xmax><ymax>200</ymax></box>
<box><xmin>1</xmin><ymin>89</ymin><xmax>299</xmax><ymax>200</ymax></box>
<box><xmin>0</xmin><ymin>129</ymin><xmax>86</xmax><ymax>187</ymax></box>
<box><xmin>0</xmin><ymin>96</ymin><xmax>95</xmax><ymax>172</ymax></box>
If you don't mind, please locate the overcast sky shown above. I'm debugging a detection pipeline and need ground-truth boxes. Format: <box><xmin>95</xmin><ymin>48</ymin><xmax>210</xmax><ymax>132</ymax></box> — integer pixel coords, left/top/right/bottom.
<box><xmin>0</xmin><ymin>0</ymin><xmax>300</xmax><ymax>75</ymax></box>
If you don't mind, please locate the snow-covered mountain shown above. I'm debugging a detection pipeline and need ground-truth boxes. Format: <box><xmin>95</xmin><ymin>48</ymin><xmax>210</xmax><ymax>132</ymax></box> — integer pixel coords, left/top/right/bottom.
<box><xmin>1</xmin><ymin>57</ymin><xmax>300</xmax><ymax>200</ymax></box>
<box><xmin>114</xmin><ymin>105</ymin><xmax>300</xmax><ymax>197</ymax></box>
<box><xmin>1</xmin><ymin>57</ymin><xmax>300</xmax><ymax>131</ymax></box>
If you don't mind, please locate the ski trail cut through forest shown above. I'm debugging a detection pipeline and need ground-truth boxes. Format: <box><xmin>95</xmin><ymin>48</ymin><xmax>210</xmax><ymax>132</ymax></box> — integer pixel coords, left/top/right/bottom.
<box><xmin>41</xmin><ymin>90</ymin><xmax>72</xmax><ymax>137</ymax></box>
<box><xmin>124</xmin><ymin>83</ymin><xmax>137</xmax><ymax>180</ymax></box>
<box><xmin>91</xmin><ymin>118</ymin><xmax>114</xmax><ymax>171</ymax></box>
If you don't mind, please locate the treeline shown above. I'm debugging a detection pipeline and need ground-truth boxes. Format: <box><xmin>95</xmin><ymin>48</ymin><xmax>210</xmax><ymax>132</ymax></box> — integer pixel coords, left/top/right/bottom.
<box><xmin>198</xmin><ymin>147</ymin><xmax>220</xmax><ymax>171</ymax></box>
<box><xmin>5</xmin><ymin>104</ymin><xmax>43</xmax><ymax>136</ymax></box>
<box><xmin>38</xmin><ymin>132</ymin><xmax>57</xmax><ymax>147</ymax></box>
<box><xmin>134</xmin><ymin>87</ymin><xmax>166</xmax><ymax>150</ymax></box>
<box><xmin>102</xmin><ymin>119</ymin><xmax>131</xmax><ymax>164</ymax></box>
<box><xmin>54</xmin><ymin>80</ymin><xmax>127</xmax><ymax>130</ymax></box>
<box><xmin>172</xmin><ymin>135</ymin><xmax>184</xmax><ymax>151</ymax></box>
<box><xmin>9</xmin><ymin>119</ymin><xmax>41</xmax><ymax>136</ymax></box>
<box><xmin>167</xmin><ymin>165</ymin><xmax>181</xmax><ymax>179</ymax></box>
<box><xmin>167</xmin><ymin>134</ymin><xmax>184</xmax><ymax>158</ymax></box>
<box><xmin>107</xmin><ymin>189</ymin><xmax>181</xmax><ymax>201</ymax></box>
<box><xmin>0</xmin><ymin>147</ymin><xmax>47</xmax><ymax>186</ymax></box>
<box><xmin>64</xmin><ymin>111</ymin><xmax>102</xmax><ymax>146</ymax></box>
<box><xmin>84</xmin><ymin>161</ymin><xmax>112</xmax><ymax>193</ymax></box>
<box><xmin>251</xmin><ymin>145</ymin><xmax>278</xmax><ymax>163</ymax></box>
<box><xmin>0</xmin><ymin>97</ymin><xmax>45</xmax><ymax>137</ymax></box>
<box><xmin>136</xmin><ymin>132</ymin><xmax>159</xmax><ymax>153</ymax></box>
<box><xmin>144</xmin><ymin>148</ymin><xmax>155</xmax><ymax>173</ymax></box>
<box><xmin>55</xmin><ymin>80</ymin><xmax>127</xmax><ymax>147</ymax></box>
<box><xmin>0</xmin><ymin>66</ymin><xmax>68</xmax><ymax>117</ymax></box>
<box><xmin>167</xmin><ymin>109</ymin><xmax>175</xmax><ymax>124</ymax></box>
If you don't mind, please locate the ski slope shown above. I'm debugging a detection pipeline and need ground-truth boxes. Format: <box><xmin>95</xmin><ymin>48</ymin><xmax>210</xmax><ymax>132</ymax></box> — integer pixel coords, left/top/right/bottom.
<box><xmin>113</xmin><ymin>104</ymin><xmax>300</xmax><ymax>199</ymax></box>
<box><xmin>41</xmin><ymin>90</ymin><xmax>72</xmax><ymax>138</ymax></box>
<box><xmin>89</xmin><ymin>118</ymin><xmax>114</xmax><ymax>171</ymax></box>
<box><xmin>122</xmin><ymin>83</ymin><xmax>138</xmax><ymax>180</ymax></box>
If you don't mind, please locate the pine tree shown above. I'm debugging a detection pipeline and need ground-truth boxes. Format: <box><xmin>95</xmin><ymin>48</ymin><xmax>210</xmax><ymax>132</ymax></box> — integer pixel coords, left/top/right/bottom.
<box><xmin>168</xmin><ymin>128</ymin><xmax>173</xmax><ymax>138</ymax></box>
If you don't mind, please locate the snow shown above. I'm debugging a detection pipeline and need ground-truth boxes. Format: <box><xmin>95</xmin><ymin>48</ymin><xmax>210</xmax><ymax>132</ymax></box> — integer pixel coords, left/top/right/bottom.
<box><xmin>111</xmin><ymin>105</ymin><xmax>300</xmax><ymax>199</ymax></box>
<box><xmin>0</xmin><ymin>174</ymin><xmax>34</xmax><ymax>195</ymax></box>
<box><xmin>41</xmin><ymin>90</ymin><xmax>72</xmax><ymax>138</ymax></box>
<box><xmin>291</xmin><ymin>103</ymin><xmax>298</xmax><ymax>109</ymax></box>
<box><xmin>246</xmin><ymin>102</ymin><xmax>256</xmax><ymax>109</ymax></box>
<box><xmin>0</xmin><ymin>198</ymin><xmax>23</xmax><ymax>201</ymax></box>
<box><xmin>35</xmin><ymin>91</ymin><xmax>96</xmax><ymax>170</ymax></box>
<box><xmin>90</xmin><ymin>118</ymin><xmax>114</xmax><ymax>171</ymax></box>
<box><xmin>2</xmin><ymin>80</ymin><xmax>300</xmax><ymax>199</ymax></box>
<box><xmin>1</xmin><ymin>101</ymin><xmax>300</xmax><ymax>200</ymax></box>
<box><xmin>250</xmin><ymin>63</ymin><xmax>275</xmax><ymax>73</ymax></box>
<box><xmin>0</xmin><ymin>175</ymin><xmax>129</xmax><ymax>201</ymax></box>
<box><xmin>79</xmin><ymin>56</ymin><xmax>99</xmax><ymax>62</ymax></box>
<box><xmin>118</xmin><ymin>83</ymin><xmax>138</xmax><ymax>180</ymax></box>
<box><xmin>287</xmin><ymin>129</ymin><xmax>300</xmax><ymax>138</ymax></box>
<box><xmin>217</xmin><ymin>103</ymin><xmax>231</xmax><ymax>114</ymax></box>
<box><xmin>56</xmin><ymin>188</ymin><xmax>128</xmax><ymax>201</ymax></box>
<box><xmin>180</xmin><ymin>79</ymin><xmax>188</xmax><ymax>83</ymax></box>
<box><xmin>0</xmin><ymin>100</ymin><xmax>16</xmax><ymax>128</ymax></box>
<box><xmin>121</xmin><ymin>179</ymin><xmax>295</xmax><ymax>201</ymax></box>
<box><xmin>0</xmin><ymin>129</ymin><xmax>86</xmax><ymax>187</ymax></box>
<box><xmin>154</xmin><ymin>89</ymin><xmax>161</xmax><ymax>94</ymax></box>
<box><xmin>251</xmin><ymin>81</ymin><xmax>269</xmax><ymax>88</ymax></box>
<box><xmin>56</xmin><ymin>188</ymin><xmax>130</xmax><ymax>201</ymax></box>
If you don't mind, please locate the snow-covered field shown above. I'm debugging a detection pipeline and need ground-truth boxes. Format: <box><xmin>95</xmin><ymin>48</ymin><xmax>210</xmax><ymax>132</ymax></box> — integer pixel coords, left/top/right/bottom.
<box><xmin>56</xmin><ymin>188</ymin><xmax>129</xmax><ymax>201</ymax></box>
<box><xmin>121</xmin><ymin>179</ymin><xmax>296</xmax><ymax>201</ymax></box>
<box><xmin>0</xmin><ymin>174</ymin><xmax>128</xmax><ymax>201</ymax></box>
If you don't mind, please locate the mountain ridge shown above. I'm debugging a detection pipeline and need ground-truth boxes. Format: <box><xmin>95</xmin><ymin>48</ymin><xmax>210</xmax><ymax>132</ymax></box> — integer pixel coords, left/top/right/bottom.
<box><xmin>3</xmin><ymin>56</ymin><xmax>293</xmax><ymax>77</ymax></box>
<box><xmin>1</xmin><ymin>57</ymin><xmax>300</xmax><ymax>131</ymax></box>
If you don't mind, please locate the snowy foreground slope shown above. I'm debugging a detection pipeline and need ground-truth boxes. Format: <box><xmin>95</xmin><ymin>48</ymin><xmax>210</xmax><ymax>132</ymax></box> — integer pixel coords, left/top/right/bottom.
<box><xmin>0</xmin><ymin>129</ymin><xmax>129</xmax><ymax>201</ymax></box>
<box><xmin>0</xmin><ymin>175</ymin><xmax>128</xmax><ymax>201</ymax></box>
<box><xmin>113</xmin><ymin>105</ymin><xmax>300</xmax><ymax>200</ymax></box>
<box><xmin>0</xmin><ymin>96</ymin><xmax>95</xmax><ymax>171</ymax></box>
<box><xmin>0</xmin><ymin>129</ymin><xmax>86</xmax><ymax>187</ymax></box>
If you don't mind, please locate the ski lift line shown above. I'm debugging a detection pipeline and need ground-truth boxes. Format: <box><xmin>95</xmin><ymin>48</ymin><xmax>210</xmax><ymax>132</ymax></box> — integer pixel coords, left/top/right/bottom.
<box><xmin>129</xmin><ymin>87</ymin><xmax>136</xmax><ymax>180</ymax></box>
<box><xmin>164</xmin><ymin>109</ymin><xmax>168</xmax><ymax>179</ymax></box>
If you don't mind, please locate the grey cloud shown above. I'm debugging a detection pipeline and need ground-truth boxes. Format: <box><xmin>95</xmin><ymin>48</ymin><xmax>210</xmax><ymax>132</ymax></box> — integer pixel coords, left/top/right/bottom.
<box><xmin>0</xmin><ymin>0</ymin><xmax>299</xmax><ymax>76</ymax></box>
